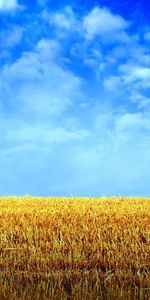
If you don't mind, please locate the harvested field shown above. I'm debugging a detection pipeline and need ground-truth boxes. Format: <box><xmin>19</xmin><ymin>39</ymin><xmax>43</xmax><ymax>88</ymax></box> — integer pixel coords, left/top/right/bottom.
<box><xmin>0</xmin><ymin>197</ymin><xmax>150</xmax><ymax>299</ymax></box>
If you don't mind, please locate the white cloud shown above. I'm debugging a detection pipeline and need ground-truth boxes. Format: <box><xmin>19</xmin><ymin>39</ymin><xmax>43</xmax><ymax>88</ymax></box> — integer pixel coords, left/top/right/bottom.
<box><xmin>64</xmin><ymin>110</ymin><xmax>150</xmax><ymax>196</ymax></box>
<box><xmin>82</xmin><ymin>7</ymin><xmax>129</xmax><ymax>40</ymax></box>
<box><xmin>103</xmin><ymin>75</ymin><xmax>122</xmax><ymax>91</ymax></box>
<box><xmin>0</xmin><ymin>5</ymin><xmax>150</xmax><ymax>196</ymax></box>
<box><xmin>0</xmin><ymin>0</ymin><xmax>20</xmax><ymax>11</ymax></box>
<box><xmin>0</xmin><ymin>26</ymin><xmax>23</xmax><ymax>49</ymax></box>
<box><xmin>129</xmin><ymin>92</ymin><xmax>150</xmax><ymax>109</ymax></box>
<box><xmin>0</xmin><ymin>34</ymin><xmax>93</xmax><ymax>196</ymax></box>
<box><xmin>4</xmin><ymin>125</ymin><xmax>90</xmax><ymax>147</ymax></box>
<box><xmin>0</xmin><ymin>103</ymin><xmax>150</xmax><ymax>196</ymax></box>
<box><xmin>102</xmin><ymin>62</ymin><xmax>150</xmax><ymax>109</ymax></box>
<box><xmin>36</xmin><ymin>39</ymin><xmax>61</xmax><ymax>61</ymax></box>
<box><xmin>130</xmin><ymin>67</ymin><xmax>150</xmax><ymax>80</ymax></box>
<box><xmin>1</xmin><ymin>38</ymin><xmax>82</xmax><ymax>120</ymax></box>
<box><xmin>0</xmin><ymin>37</ymin><xmax>85</xmax><ymax>155</ymax></box>
<box><xmin>115</xmin><ymin>112</ymin><xmax>150</xmax><ymax>133</ymax></box>
<box><xmin>43</xmin><ymin>6</ymin><xmax>78</xmax><ymax>31</ymax></box>
<box><xmin>119</xmin><ymin>64</ymin><xmax>150</xmax><ymax>88</ymax></box>
<box><xmin>100</xmin><ymin>39</ymin><xmax>150</xmax><ymax>109</ymax></box>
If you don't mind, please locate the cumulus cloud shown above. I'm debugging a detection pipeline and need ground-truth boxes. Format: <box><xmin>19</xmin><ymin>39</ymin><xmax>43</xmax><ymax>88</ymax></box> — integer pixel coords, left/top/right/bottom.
<box><xmin>0</xmin><ymin>26</ymin><xmax>23</xmax><ymax>49</ymax></box>
<box><xmin>116</xmin><ymin>63</ymin><xmax>150</xmax><ymax>106</ymax></box>
<box><xmin>0</xmin><ymin>0</ymin><xmax>20</xmax><ymax>11</ymax></box>
<box><xmin>102</xmin><ymin>37</ymin><xmax>150</xmax><ymax>109</ymax></box>
<box><xmin>43</xmin><ymin>6</ymin><xmax>78</xmax><ymax>32</ymax></box>
<box><xmin>103</xmin><ymin>76</ymin><xmax>122</xmax><ymax>91</ymax></box>
<box><xmin>0</xmin><ymin>4</ymin><xmax>150</xmax><ymax>196</ymax></box>
<box><xmin>129</xmin><ymin>92</ymin><xmax>150</xmax><ymax>109</ymax></box>
<box><xmin>115</xmin><ymin>112</ymin><xmax>150</xmax><ymax>134</ymax></box>
<box><xmin>0</xmin><ymin>34</ymin><xmax>91</xmax><ymax>195</ymax></box>
<box><xmin>63</xmin><ymin>109</ymin><xmax>150</xmax><ymax>196</ymax></box>
<box><xmin>120</xmin><ymin>64</ymin><xmax>150</xmax><ymax>83</ymax></box>
<box><xmin>82</xmin><ymin>7</ymin><xmax>129</xmax><ymax>40</ymax></box>
<box><xmin>1</xmin><ymin>38</ymin><xmax>82</xmax><ymax>119</ymax></box>
<box><xmin>0</xmin><ymin>36</ymin><xmax>85</xmax><ymax>155</ymax></box>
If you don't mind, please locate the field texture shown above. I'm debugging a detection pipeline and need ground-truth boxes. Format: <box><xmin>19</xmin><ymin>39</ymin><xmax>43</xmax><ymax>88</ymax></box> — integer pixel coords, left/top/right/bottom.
<box><xmin>0</xmin><ymin>197</ymin><xmax>150</xmax><ymax>300</ymax></box>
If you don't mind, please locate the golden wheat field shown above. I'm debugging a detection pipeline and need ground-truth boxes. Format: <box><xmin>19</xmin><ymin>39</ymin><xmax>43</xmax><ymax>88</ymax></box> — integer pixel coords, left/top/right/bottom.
<box><xmin>0</xmin><ymin>197</ymin><xmax>150</xmax><ymax>300</ymax></box>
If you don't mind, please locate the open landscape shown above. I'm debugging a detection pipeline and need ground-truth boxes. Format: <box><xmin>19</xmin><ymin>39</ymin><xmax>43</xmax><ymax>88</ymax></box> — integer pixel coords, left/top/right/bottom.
<box><xmin>0</xmin><ymin>196</ymin><xmax>149</xmax><ymax>299</ymax></box>
<box><xmin>1</xmin><ymin>1</ymin><xmax>150</xmax><ymax>299</ymax></box>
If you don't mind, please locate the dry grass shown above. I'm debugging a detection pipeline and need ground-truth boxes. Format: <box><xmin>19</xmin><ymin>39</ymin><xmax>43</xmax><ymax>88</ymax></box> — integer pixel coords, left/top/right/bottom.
<box><xmin>0</xmin><ymin>196</ymin><xmax>150</xmax><ymax>299</ymax></box>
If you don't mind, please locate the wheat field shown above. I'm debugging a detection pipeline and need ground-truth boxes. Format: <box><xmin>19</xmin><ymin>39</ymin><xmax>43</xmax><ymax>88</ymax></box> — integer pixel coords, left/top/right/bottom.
<box><xmin>0</xmin><ymin>197</ymin><xmax>150</xmax><ymax>300</ymax></box>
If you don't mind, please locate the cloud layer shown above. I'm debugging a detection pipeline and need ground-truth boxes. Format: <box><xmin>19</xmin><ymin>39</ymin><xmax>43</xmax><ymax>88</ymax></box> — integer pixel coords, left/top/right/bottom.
<box><xmin>0</xmin><ymin>0</ymin><xmax>20</xmax><ymax>11</ymax></box>
<box><xmin>0</xmin><ymin>2</ymin><xmax>150</xmax><ymax>196</ymax></box>
<box><xmin>83</xmin><ymin>7</ymin><xmax>129</xmax><ymax>40</ymax></box>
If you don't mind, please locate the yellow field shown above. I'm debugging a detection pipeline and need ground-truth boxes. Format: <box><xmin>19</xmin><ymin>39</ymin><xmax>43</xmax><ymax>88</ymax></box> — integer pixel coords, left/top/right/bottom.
<box><xmin>0</xmin><ymin>197</ymin><xmax>150</xmax><ymax>300</ymax></box>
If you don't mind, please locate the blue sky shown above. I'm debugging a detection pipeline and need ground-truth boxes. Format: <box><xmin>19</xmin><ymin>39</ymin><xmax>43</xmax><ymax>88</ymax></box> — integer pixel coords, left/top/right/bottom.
<box><xmin>0</xmin><ymin>0</ymin><xmax>150</xmax><ymax>196</ymax></box>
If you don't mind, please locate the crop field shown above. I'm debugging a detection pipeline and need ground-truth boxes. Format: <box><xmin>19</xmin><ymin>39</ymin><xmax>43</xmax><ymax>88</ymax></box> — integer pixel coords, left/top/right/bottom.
<box><xmin>0</xmin><ymin>197</ymin><xmax>150</xmax><ymax>300</ymax></box>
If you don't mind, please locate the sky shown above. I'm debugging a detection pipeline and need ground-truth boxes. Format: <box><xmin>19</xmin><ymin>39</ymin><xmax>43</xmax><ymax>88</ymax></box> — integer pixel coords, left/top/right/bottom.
<box><xmin>0</xmin><ymin>0</ymin><xmax>150</xmax><ymax>197</ymax></box>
